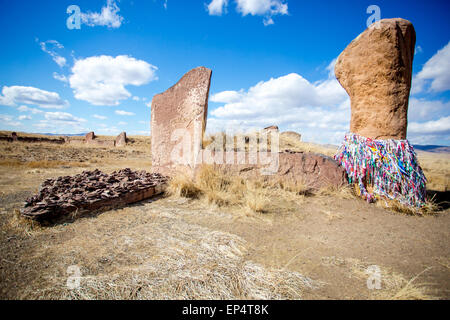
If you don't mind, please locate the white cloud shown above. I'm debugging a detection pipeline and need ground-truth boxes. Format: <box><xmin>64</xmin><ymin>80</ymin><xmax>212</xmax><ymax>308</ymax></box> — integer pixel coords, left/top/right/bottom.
<box><xmin>44</xmin><ymin>112</ymin><xmax>86</xmax><ymax>123</ymax></box>
<box><xmin>96</xmin><ymin>126</ymin><xmax>121</xmax><ymax>135</ymax></box>
<box><xmin>39</xmin><ymin>40</ymin><xmax>67</xmax><ymax>67</ymax></box>
<box><xmin>208</xmin><ymin>69</ymin><xmax>350</xmax><ymax>144</ymax></box>
<box><xmin>206</xmin><ymin>0</ymin><xmax>228</xmax><ymax>16</ymax></box>
<box><xmin>69</xmin><ymin>55</ymin><xmax>157</xmax><ymax>106</ymax></box>
<box><xmin>0</xmin><ymin>86</ymin><xmax>69</xmax><ymax>109</ymax></box>
<box><xmin>93</xmin><ymin>114</ymin><xmax>107</xmax><ymax>120</ymax></box>
<box><xmin>0</xmin><ymin>114</ymin><xmax>21</xmax><ymax>127</ymax></box>
<box><xmin>118</xmin><ymin>121</ymin><xmax>128</xmax><ymax>126</ymax></box>
<box><xmin>236</xmin><ymin>0</ymin><xmax>288</xmax><ymax>25</ymax></box>
<box><xmin>33</xmin><ymin>112</ymin><xmax>87</xmax><ymax>134</ymax></box>
<box><xmin>206</xmin><ymin>0</ymin><xmax>288</xmax><ymax>25</ymax></box>
<box><xmin>415</xmin><ymin>45</ymin><xmax>423</xmax><ymax>55</ymax></box>
<box><xmin>115</xmin><ymin>110</ymin><xmax>135</xmax><ymax>116</ymax></box>
<box><xmin>0</xmin><ymin>114</ymin><xmax>13</xmax><ymax>122</ymax></box>
<box><xmin>17</xmin><ymin>105</ymin><xmax>44</xmax><ymax>114</ymax></box>
<box><xmin>408</xmin><ymin>97</ymin><xmax>450</xmax><ymax>122</ymax></box>
<box><xmin>53</xmin><ymin>72</ymin><xmax>68</xmax><ymax>83</ymax></box>
<box><xmin>33</xmin><ymin>120</ymin><xmax>87</xmax><ymax>134</ymax></box>
<box><xmin>412</xmin><ymin>41</ymin><xmax>450</xmax><ymax>94</ymax></box>
<box><xmin>408</xmin><ymin>116</ymin><xmax>450</xmax><ymax>135</ymax></box>
<box><xmin>210</xmin><ymin>90</ymin><xmax>244</xmax><ymax>103</ymax></box>
<box><xmin>131</xmin><ymin>130</ymin><xmax>150</xmax><ymax>136</ymax></box>
<box><xmin>81</xmin><ymin>0</ymin><xmax>124</xmax><ymax>28</ymax></box>
<box><xmin>18</xmin><ymin>115</ymin><xmax>32</xmax><ymax>120</ymax></box>
<box><xmin>132</xmin><ymin>96</ymin><xmax>140</xmax><ymax>101</ymax></box>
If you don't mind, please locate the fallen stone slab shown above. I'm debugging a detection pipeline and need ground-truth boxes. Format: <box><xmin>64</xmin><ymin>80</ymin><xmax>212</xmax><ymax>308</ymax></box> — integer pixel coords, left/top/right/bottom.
<box><xmin>192</xmin><ymin>150</ymin><xmax>347</xmax><ymax>189</ymax></box>
<box><xmin>21</xmin><ymin>169</ymin><xmax>168</xmax><ymax>222</ymax></box>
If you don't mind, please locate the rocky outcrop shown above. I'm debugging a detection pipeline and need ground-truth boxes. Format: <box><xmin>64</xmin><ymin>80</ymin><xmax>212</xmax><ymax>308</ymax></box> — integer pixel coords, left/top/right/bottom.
<box><xmin>21</xmin><ymin>169</ymin><xmax>168</xmax><ymax>222</ymax></box>
<box><xmin>335</xmin><ymin>18</ymin><xmax>416</xmax><ymax>140</ymax></box>
<box><xmin>193</xmin><ymin>150</ymin><xmax>347</xmax><ymax>189</ymax></box>
<box><xmin>151</xmin><ymin>67</ymin><xmax>212</xmax><ymax>175</ymax></box>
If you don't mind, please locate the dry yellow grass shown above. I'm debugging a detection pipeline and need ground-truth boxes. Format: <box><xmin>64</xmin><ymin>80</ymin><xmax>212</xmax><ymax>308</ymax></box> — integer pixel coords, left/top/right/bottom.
<box><xmin>418</xmin><ymin>152</ymin><xmax>450</xmax><ymax>192</ymax></box>
<box><xmin>0</xmin><ymin>159</ymin><xmax>88</xmax><ymax>169</ymax></box>
<box><xmin>376</xmin><ymin>197</ymin><xmax>440</xmax><ymax>216</ymax></box>
<box><xmin>348</xmin><ymin>259</ymin><xmax>436</xmax><ymax>300</ymax></box>
<box><xmin>167</xmin><ymin>165</ymin><xmax>264</xmax><ymax>211</ymax></box>
<box><xmin>3</xmin><ymin>200</ymin><xmax>317</xmax><ymax>300</ymax></box>
<box><xmin>166</xmin><ymin>165</ymin><xmax>356</xmax><ymax>216</ymax></box>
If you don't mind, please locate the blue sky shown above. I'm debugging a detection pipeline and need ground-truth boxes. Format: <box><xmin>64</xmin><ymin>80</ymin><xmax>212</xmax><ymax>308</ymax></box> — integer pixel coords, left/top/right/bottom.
<box><xmin>0</xmin><ymin>0</ymin><xmax>449</xmax><ymax>145</ymax></box>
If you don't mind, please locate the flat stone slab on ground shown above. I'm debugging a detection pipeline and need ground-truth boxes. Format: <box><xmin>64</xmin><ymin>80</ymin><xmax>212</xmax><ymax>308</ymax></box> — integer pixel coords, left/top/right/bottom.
<box><xmin>21</xmin><ymin>168</ymin><xmax>168</xmax><ymax>222</ymax></box>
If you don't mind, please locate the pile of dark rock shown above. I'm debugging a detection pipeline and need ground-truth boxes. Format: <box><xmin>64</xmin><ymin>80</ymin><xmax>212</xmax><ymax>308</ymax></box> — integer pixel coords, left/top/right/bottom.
<box><xmin>21</xmin><ymin>168</ymin><xmax>168</xmax><ymax>222</ymax></box>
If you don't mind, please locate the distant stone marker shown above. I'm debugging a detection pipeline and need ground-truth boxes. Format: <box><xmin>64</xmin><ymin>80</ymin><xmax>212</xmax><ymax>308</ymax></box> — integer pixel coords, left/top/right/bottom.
<box><xmin>335</xmin><ymin>18</ymin><xmax>415</xmax><ymax>140</ymax></box>
<box><xmin>151</xmin><ymin>66</ymin><xmax>212</xmax><ymax>174</ymax></box>
<box><xmin>85</xmin><ymin>131</ymin><xmax>95</xmax><ymax>142</ymax></box>
<box><xmin>116</xmin><ymin>132</ymin><xmax>127</xmax><ymax>147</ymax></box>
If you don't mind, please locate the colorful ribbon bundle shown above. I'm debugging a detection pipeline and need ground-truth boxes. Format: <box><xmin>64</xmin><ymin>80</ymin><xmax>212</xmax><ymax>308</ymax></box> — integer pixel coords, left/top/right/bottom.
<box><xmin>334</xmin><ymin>133</ymin><xmax>427</xmax><ymax>207</ymax></box>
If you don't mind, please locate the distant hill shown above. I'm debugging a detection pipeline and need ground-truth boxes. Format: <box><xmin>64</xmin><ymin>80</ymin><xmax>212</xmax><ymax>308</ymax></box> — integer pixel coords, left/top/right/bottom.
<box><xmin>38</xmin><ymin>133</ymin><xmax>87</xmax><ymax>137</ymax></box>
<box><xmin>413</xmin><ymin>145</ymin><xmax>450</xmax><ymax>154</ymax></box>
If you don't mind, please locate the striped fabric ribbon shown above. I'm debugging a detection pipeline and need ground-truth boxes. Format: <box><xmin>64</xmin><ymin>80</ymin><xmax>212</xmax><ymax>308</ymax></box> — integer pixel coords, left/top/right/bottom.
<box><xmin>334</xmin><ymin>133</ymin><xmax>427</xmax><ymax>207</ymax></box>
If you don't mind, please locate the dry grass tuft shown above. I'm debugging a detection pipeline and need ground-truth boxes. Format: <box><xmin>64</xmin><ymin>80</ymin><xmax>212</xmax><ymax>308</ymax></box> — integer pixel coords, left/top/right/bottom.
<box><xmin>376</xmin><ymin>196</ymin><xmax>440</xmax><ymax>216</ymax></box>
<box><xmin>348</xmin><ymin>259</ymin><xmax>436</xmax><ymax>300</ymax></box>
<box><xmin>317</xmin><ymin>184</ymin><xmax>356</xmax><ymax>199</ymax></box>
<box><xmin>167</xmin><ymin>165</ymin><xmax>304</xmax><ymax>214</ymax></box>
<box><xmin>166</xmin><ymin>172</ymin><xmax>202</xmax><ymax>199</ymax></box>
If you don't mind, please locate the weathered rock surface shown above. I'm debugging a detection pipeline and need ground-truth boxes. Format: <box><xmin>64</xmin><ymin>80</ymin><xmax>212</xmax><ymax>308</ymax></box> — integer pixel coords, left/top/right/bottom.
<box><xmin>193</xmin><ymin>150</ymin><xmax>347</xmax><ymax>189</ymax></box>
<box><xmin>116</xmin><ymin>132</ymin><xmax>127</xmax><ymax>147</ymax></box>
<box><xmin>151</xmin><ymin>67</ymin><xmax>212</xmax><ymax>175</ymax></box>
<box><xmin>335</xmin><ymin>18</ymin><xmax>416</xmax><ymax>140</ymax></box>
<box><xmin>281</xmin><ymin>131</ymin><xmax>302</xmax><ymax>142</ymax></box>
<box><xmin>85</xmin><ymin>132</ymin><xmax>95</xmax><ymax>141</ymax></box>
<box><xmin>21</xmin><ymin>169</ymin><xmax>168</xmax><ymax>222</ymax></box>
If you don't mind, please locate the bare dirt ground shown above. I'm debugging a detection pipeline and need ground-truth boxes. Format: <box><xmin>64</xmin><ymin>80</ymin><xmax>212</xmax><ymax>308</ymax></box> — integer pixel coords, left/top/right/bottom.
<box><xmin>0</xmin><ymin>134</ymin><xmax>449</xmax><ymax>300</ymax></box>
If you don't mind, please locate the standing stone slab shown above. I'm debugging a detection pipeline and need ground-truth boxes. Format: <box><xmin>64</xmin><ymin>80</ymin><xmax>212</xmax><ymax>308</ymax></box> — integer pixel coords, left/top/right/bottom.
<box><xmin>85</xmin><ymin>132</ymin><xmax>95</xmax><ymax>142</ymax></box>
<box><xmin>151</xmin><ymin>67</ymin><xmax>212</xmax><ymax>175</ymax></box>
<box><xmin>116</xmin><ymin>132</ymin><xmax>127</xmax><ymax>147</ymax></box>
<box><xmin>335</xmin><ymin>18</ymin><xmax>416</xmax><ymax>140</ymax></box>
